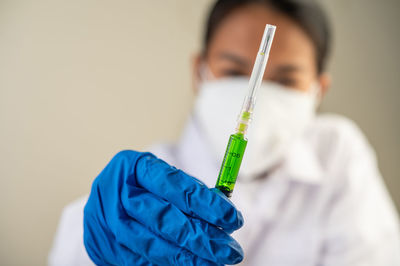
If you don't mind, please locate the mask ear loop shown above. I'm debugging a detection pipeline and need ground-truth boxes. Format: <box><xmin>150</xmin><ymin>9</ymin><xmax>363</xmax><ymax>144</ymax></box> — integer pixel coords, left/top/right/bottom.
<box><xmin>194</xmin><ymin>62</ymin><xmax>217</xmax><ymax>93</ymax></box>
<box><xmin>198</xmin><ymin>62</ymin><xmax>217</xmax><ymax>82</ymax></box>
<box><xmin>309</xmin><ymin>82</ymin><xmax>322</xmax><ymax>108</ymax></box>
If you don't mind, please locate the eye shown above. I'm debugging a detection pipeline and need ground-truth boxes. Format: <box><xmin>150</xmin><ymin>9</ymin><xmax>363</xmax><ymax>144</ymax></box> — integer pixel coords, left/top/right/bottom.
<box><xmin>274</xmin><ymin>77</ymin><xmax>298</xmax><ymax>87</ymax></box>
<box><xmin>220</xmin><ymin>69</ymin><xmax>247</xmax><ymax>77</ymax></box>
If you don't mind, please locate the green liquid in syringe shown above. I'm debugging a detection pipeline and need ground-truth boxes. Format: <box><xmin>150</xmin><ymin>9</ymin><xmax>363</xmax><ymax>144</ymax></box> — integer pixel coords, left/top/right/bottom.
<box><xmin>215</xmin><ymin>133</ymin><xmax>247</xmax><ymax>197</ymax></box>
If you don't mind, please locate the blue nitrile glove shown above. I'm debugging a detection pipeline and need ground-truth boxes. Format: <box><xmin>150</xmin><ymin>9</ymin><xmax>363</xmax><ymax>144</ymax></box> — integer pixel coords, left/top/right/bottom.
<box><xmin>83</xmin><ymin>150</ymin><xmax>244</xmax><ymax>266</ymax></box>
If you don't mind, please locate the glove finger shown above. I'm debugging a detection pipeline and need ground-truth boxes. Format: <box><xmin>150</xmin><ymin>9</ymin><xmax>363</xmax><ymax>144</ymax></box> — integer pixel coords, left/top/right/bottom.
<box><xmin>115</xmin><ymin>216</ymin><xmax>222</xmax><ymax>266</ymax></box>
<box><xmin>117</xmin><ymin>244</ymin><xmax>159</xmax><ymax>266</ymax></box>
<box><xmin>84</xmin><ymin>212</ymin><xmax>159</xmax><ymax>266</ymax></box>
<box><xmin>128</xmin><ymin>151</ymin><xmax>243</xmax><ymax>232</ymax></box>
<box><xmin>84</xmin><ymin>212</ymin><xmax>150</xmax><ymax>266</ymax></box>
<box><xmin>121</xmin><ymin>186</ymin><xmax>243</xmax><ymax>264</ymax></box>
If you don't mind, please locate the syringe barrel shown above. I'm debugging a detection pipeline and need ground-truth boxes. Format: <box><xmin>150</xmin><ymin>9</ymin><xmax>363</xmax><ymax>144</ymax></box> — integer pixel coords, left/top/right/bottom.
<box><xmin>215</xmin><ymin>133</ymin><xmax>248</xmax><ymax>197</ymax></box>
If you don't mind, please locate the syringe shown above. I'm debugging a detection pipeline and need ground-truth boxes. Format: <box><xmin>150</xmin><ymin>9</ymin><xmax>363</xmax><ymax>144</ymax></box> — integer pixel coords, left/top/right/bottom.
<box><xmin>215</xmin><ymin>24</ymin><xmax>276</xmax><ymax>198</ymax></box>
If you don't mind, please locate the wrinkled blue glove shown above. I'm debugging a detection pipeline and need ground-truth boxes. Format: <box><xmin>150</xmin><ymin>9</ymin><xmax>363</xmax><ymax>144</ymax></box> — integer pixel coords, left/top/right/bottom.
<box><xmin>84</xmin><ymin>150</ymin><xmax>244</xmax><ymax>265</ymax></box>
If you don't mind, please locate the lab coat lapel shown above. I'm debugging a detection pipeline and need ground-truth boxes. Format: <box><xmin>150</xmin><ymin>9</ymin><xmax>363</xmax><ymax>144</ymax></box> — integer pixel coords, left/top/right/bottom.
<box><xmin>282</xmin><ymin>136</ymin><xmax>323</xmax><ymax>184</ymax></box>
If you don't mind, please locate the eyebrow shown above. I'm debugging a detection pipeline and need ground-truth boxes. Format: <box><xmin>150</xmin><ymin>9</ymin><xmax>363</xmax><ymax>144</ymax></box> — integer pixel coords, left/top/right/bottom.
<box><xmin>218</xmin><ymin>52</ymin><xmax>305</xmax><ymax>74</ymax></box>
<box><xmin>274</xmin><ymin>65</ymin><xmax>304</xmax><ymax>74</ymax></box>
<box><xmin>218</xmin><ymin>52</ymin><xmax>250</xmax><ymax>67</ymax></box>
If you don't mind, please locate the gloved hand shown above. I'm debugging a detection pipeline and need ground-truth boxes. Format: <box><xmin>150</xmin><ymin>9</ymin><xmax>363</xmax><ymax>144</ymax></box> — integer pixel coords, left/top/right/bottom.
<box><xmin>84</xmin><ymin>150</ymin><xmax>244</xmax><ymax>265</ymax></box>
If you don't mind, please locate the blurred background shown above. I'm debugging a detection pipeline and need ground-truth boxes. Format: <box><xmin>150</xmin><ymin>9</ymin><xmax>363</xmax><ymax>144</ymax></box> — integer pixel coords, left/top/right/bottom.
<box><xmin>0</xmin><ymin>0</ymin><xmax>399</xmax><ymax>264</ymax></box>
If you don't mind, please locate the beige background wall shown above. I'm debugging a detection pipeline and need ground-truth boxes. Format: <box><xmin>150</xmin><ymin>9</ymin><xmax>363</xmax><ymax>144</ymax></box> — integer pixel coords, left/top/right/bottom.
<box><xmin>0</xmin><ymin>0</ymin><xmax>399</xmax><ymax>265</ymax></box>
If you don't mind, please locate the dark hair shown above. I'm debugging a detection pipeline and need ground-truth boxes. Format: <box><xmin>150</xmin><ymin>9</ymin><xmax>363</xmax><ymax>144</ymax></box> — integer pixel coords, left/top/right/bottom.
<box><xmin>203</xmin><ymin>0</ymin><xmax>332</xmax><ymax>73</ymax></box>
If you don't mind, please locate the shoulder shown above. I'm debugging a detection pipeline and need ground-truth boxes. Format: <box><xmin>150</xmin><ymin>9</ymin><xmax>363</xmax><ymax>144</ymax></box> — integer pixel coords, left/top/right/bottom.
<box><xmin>312</xmin><ymin>113</ymin><xmax>369</xmax><ymax>146</ymax></box>
<box><xmin>314</xmin><ymin>114</ymin><xmax>368</xmax><ymax>140</ymax></box>
<box><xmin>308</xmin><ymin>113</ymin><xmax>376</xmax><ymax>167</ymax></box>
<box><xmin>54</xmin><ymin>196</ymin><xmax>88</xmax><ymax>236</ymax></box>
<box><xmin>48</xmin><ymin>196</ymin><xmax>93</xmax><ymax>265</ymax></box>
<box><xmin>62</xmin><ymin>195</ymin><xmax>88</xmax><ymax>218</ymax></box>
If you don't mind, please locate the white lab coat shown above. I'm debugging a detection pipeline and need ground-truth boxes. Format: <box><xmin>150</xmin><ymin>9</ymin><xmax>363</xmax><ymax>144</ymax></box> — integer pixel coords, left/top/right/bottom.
<box><xmin>49</xmin><ymin>114</ymin><xmax>400</xmax><ymax>266</ymax></box>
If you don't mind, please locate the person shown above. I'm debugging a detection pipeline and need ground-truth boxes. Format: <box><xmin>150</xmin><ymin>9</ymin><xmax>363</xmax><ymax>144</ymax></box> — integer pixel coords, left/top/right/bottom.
<box><xmin>49</xmin><ymin>0</ymin><xmax>400</xmax><ymax>265</ymax></box>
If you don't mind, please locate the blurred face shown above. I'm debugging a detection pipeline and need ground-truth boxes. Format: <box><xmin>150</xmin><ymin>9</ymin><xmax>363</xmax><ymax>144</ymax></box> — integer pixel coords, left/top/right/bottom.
<box><xmin>195</xmin><ymin>4</ymin><xmax>329</xmax><ymax>93</ymax></box>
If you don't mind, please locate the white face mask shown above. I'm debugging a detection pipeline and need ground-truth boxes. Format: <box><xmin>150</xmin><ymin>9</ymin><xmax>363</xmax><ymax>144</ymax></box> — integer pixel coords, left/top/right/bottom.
<box><xmin>193</xmin><ymin>77</ymin><xmax>319</xmax><ymax>181</ymax></box>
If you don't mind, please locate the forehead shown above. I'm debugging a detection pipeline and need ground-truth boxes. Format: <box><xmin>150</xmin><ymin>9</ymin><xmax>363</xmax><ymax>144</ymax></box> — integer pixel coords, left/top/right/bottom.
<box><xmin>207</xmin><ymin>4</ymin><xmax>316</xmax><ymax>68</ymax></box>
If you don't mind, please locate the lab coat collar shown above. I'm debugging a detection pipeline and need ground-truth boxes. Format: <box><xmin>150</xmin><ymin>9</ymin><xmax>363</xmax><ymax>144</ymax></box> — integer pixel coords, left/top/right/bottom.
<box><xmin>280</xmin><ymin>135</ymin><xmax>323</xmax><ymax>185</ymax></box>
<box><xmin>176</xmin><ymin>116</ymin><xmax>323</xmax><ymax>187</ymax></box>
